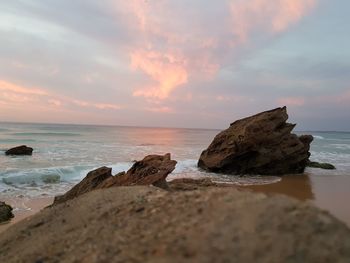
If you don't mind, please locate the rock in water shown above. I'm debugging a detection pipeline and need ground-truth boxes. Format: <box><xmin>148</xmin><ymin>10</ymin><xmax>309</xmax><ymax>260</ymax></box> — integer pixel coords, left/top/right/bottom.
<box><xmin>5</xmin><ymin>145</ymin><xmax>33</xmax><ymax>156</ymax></box>
<box><xmin>0</xmin><ymin>202</ymin><xmax>14</xmax><ymax>223</ymax></box>
<box><xmin>307</xmin><ymin>161</ymin><xmax>336</xmax><ymax>170</ymax></box>
<box><xmin>198</xmin><ymin>107</ymin><xmax>313</xmax><ymax>175</ymax></box>
<box><xmin>53</xmin><ymin>154</ymin><xmax>177</xmax><ymax>205</ymax></box>
<box><xmin>54</xmin><ymin>167</ymin><xmax>113</xmax><ymax>205</ymax></box>
<box><xmin>102</xmin><ymin>153</ymin><xmax>177</xmax><ymax>189</ymax></box>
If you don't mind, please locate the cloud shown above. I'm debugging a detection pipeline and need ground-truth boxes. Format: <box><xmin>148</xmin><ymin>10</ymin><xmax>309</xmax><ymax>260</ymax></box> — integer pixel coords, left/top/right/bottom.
<box><xmin>230</xmin><ymin>0</ymin><xmax>316</xmax><ymax>42</ymax></box>
<box><xmin>131</xmin><ymin>50</ymin><xmax>188</xmax><ymax>99</ymax></box>
<box><xmin>0</xmin><ymin>80</ymin><xmax>47</xmax><ymax>96</ymax></box>
<box><xmin>277</xmin><ymin>97</ymin><xmax>306</xmax><ymax>107</ymax></box>
<box><xmin>115</xmin><ymin>0</ymin><xmax>317</xmax><ymax>101</ymax></box>
<box><xmin>72</xmin><ymin>99</ymin><xmax>121</xmax><ymax>110</ymax></box>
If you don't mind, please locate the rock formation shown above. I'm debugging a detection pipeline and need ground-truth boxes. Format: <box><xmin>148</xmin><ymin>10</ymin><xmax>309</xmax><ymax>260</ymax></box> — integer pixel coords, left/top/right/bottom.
<box><xmin>53</xmin><ymin>166</ymin><xmax>113</xmax><ymax>204</ymax></box>
<box><xmin>5</xmin><ymin>145</ymin><xmax>33</xmax><ymax>156</ymax></box>
<box><xmin>198</xmin><ymin>107</ymin><xmax>313</xmax><ymax>175</ymax></box>
<box><xmin>53</xmin><ymin>153</ymin><xmax>177</xmax><ymax>205</ymax></box>
<box><xmin>0</xmin><ymin>202</ymin><xmax>14</xmax><ymax>223</ymax></box>
<box><xmin>307</xmin><ymin>161</ymin><xmax>336</xmax><ymax>170</ymax></box>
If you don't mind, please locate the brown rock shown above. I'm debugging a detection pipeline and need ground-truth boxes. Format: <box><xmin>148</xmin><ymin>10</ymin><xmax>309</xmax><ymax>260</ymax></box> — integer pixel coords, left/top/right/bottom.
<box><xmin>98</xmin><ymin>153</ymin><xmax>177</xmax><ymax>189</ymax></box>
<box><xmin>0</xmin><ymin>202</ymin><xmax>14</xmax><ymax>223</ymax></box>
<box><xmin>169</xmin><ymin>178</ymin><xmax>218</xmax><ymax>191</ymax></box>
<box><xmin>53</xmin><ymin>154</ymin><xmax>177</xmax><ymax>205</ymax></box>
<box><xmin>5</xmin><ymin>145</ymin><xmax>33</xmax><ymax>156</ymax></box>
<box><xmin>198</xmin><ymin>107</ymin><xmax>313</xmax><ymax>175</ymax></box>
<box><xmin>53</xmin><ymin>167</ymin><xmax>112</xmax><ymax>205</ymax></box>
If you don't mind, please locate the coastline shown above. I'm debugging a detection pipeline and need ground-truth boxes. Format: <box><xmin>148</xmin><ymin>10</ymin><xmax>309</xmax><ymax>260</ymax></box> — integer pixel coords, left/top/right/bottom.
<box><xmin>2</xmin><ymin>172</ymin><xmax>350</xmax><ymax>234</ymax></box>
<box><xmin>0</xmin><ymin>196</ymin><xmax>53</xmax><ymax>233</ymax></box>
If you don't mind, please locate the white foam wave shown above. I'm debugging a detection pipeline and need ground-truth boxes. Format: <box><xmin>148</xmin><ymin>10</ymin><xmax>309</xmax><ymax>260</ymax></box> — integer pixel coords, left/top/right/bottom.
<box><xmin>313</xmin><ymin>135</ymin><xmax>325</xmax><ymax>140</ymax></box>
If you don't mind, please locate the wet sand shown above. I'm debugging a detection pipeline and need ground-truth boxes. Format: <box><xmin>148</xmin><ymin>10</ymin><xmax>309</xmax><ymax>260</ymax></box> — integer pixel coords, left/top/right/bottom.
<box><xmin>242</xmin><ymin>174</ymin><xmax>350</xmax><ymax>227</ymax></box>
<box><xmin>0</xmin><ymin>196</ymin><xmax>53</xmax><ymax>233</ymax></box>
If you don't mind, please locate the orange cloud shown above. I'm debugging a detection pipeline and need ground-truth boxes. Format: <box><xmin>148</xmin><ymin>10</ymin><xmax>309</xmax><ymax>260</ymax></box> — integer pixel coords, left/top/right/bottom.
<box><xmin>146</xmin><ymin>106</ymin><xmax>174</xmax><ymax>113</ymax></box>
<box><xmin>131</xmin><ymin>50</ymin><xmax>188</xmax><ymax>99</ymax></box>
<box><xmin>0</xmin><ymin>80</ymin><xmax>47</xmax><ymax>96</ymax></box>
<box><xmin>116</xmin><ymin>0</ymin><xmax>317</xmax><ymax>102</ymax></box>
<box><xmin>73</xmin><ymin>99</ymin><xmax>121</xmax><ymax>110</ymax></box>
<box><xmin>230</xmin><ymin>0</ymin><xmax>316</xmax><ymax>42</ymax></box>
<box><xmin>277</xmin><ymin>97</ymin><xmax>305</xmax><ymax>106</ymax></box>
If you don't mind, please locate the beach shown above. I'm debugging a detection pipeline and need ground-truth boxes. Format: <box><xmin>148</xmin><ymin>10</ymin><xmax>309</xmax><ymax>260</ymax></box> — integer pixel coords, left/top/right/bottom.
<box><xmin>1</xmin><ymin>120</ymin><xmax>350</xmax><ymax>262</ymax></box>
<box><xmin>1</xmin><ymin>185</ymin><xmax>350</xmax><ymax>262</ymax></box>
<box><xmin>1</xmin><ymin>123</ymin><xmax>350</xmax><ymax>227</ymax></box>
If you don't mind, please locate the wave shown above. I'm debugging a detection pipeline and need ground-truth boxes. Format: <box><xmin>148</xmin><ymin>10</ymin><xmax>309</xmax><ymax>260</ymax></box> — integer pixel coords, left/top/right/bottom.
<box><xmin>12</xmin><ymin>132</ymin><xmax>81</xmax><ymax>137</ymax></box>
<box><xmin>0</xmin><ymin>138</ymin><xmax>37</xmax><ymax>143</ymax></box>
<box><xmin>0</xmin><ymin>165</ymin><xmax>93</xmax><ymax>186</ymax></box>
<box><xmin>313</xmin><ymin>135</ymin><xmax>325</xmax><ymax>140</ymax></box>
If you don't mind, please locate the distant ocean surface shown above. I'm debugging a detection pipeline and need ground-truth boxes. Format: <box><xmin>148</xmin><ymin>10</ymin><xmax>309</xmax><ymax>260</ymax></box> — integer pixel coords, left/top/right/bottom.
<box><xmin>0</xmin><ymin>122</ymin><xmax>350</xmax><ymax>198</ymax></box>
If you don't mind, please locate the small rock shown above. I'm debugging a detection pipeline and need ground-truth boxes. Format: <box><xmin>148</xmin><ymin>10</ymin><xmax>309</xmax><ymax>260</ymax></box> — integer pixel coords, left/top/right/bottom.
<box><xmin>5</xmin><ymin>145</ymin><xmax>33</xmax><ymax>156</ymax></box>
<box><xmin>0</xmin><ymin>201</ymin><xmax>14</xmax><ymax>223</ymax></box>
<box><xmin>307</xmin><ymin>161</ymin><xmax>336</xmax><ymax>170</ymax></box>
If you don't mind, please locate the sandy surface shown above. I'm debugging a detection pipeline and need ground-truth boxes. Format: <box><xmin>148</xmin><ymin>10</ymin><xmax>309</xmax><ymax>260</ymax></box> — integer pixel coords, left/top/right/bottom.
<box><xmin>242</xmin><ymin>174</ymin><xmax>350</xmax><ymax>227</ymax></box>
<box><xmin>1</xmin><ymin>186</ymin><xmax>350</xmax><ymax>263</ymax></box>
<box><xmin>0</xmin><ymin>196</ymin><xmax>53</xmax><ymax>233</ymax></box>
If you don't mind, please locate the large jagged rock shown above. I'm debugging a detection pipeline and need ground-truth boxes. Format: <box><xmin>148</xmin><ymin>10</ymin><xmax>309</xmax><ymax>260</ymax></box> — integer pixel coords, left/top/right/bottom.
<box><xmin>5</xmin><ymin>145</ymin><xmax>33</xmax><ymax>156</ymax></box>
<box><xmin>98</xmin><ymin>153</ymin><xmax>177</xmax><ymax>189</ymax></box>
<box><xmin>0</xmin><ymin>202</ymin><xmax>14</xmax><ymax>223</ymax></box>
<box><xmin>198</xmin><ymin>107</ymin><xmax>313</xmax><ymax>175</ymax></box>
<box><xmin>53</xmin><ymin>167</ymin><xmax>113</xmax><ymax>205</ymax></box>
<box><xmin>53</xmin><ymin>154</ymin><xmax>177</xmax><ymax>205</ymax></box>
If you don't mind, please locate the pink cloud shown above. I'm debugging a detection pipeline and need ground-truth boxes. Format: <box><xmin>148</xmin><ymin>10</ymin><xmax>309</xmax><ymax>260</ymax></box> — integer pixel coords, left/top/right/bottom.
<box><xmin>145</xmin><ymin>106</ymin><xmax>174</xmax><ymax>113</ymax></box>
<box><xmin>115</xmin><ymin>0</ymin><xmax>317</xmax><ymax>102</ymax></box>
<box><xmin>230</xmin><ymin>0</ymin><xmax>316</xmax><ymax>42</ymax></box>
<box><xmin>72</xmin><ymin>99</ymin><xmax>121</xmax><ymax>110</ymax></box>
<box><xmin>131</xmin><ymin>50</ymin><xmax>188</xmax><ymax>99</ymax></box>
<box><xmin>0</xmin><ymin>80</ymin><xmax>47</xmax><ymax>96</ymax></box>
<box><xmin>277</xmin><ymin>97</ymin><xmax>306</xmax><ymax>106</ymax></box>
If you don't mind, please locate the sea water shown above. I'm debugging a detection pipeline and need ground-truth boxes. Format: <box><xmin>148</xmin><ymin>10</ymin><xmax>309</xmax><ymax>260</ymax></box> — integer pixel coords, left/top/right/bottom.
<box><xmin>0</xmin><ymin>122</ymin><xmax>349</xmax><ymax>199</ymax></box>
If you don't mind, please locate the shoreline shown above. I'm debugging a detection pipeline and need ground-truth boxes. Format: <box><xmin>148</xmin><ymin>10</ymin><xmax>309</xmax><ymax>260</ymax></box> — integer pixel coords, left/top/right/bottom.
<box><xmin>0</xmin><ymin>196</ymin><xmax>53</xmax><ymax>233</ymax></box>
<box><xmin>2</xmin><ymin>172</ymin><xmax>350</xmax><ymax>234</ymax></box>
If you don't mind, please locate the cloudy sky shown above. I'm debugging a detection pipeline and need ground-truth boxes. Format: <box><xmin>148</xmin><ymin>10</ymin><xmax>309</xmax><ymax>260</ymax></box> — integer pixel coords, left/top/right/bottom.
<box><xmin>0</xmin><ymin>0</ymin><xmax>349</xmax><ymax>130</ymax></box>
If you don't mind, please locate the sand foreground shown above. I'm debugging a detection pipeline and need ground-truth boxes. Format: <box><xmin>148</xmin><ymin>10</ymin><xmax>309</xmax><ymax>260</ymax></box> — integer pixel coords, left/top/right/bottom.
<box><xmin>0</xmin><ymin>186</ymin><xmax>350</xmax><ymax>263</ymax></box>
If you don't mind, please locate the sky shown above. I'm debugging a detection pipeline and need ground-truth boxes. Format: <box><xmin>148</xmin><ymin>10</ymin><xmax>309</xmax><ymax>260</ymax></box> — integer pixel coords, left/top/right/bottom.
<box><xmin>0</xmin><ymin>0</ymin><xmax>349</xmax><ymax>130</ymax></box>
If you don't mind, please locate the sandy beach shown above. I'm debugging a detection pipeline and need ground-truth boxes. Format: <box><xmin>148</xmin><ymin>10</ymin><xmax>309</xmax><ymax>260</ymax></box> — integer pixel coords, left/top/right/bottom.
<box><xmin>0</xmin><ymin>196</ymin><xmax>53</xmax><ymax>233</ymax></box>
<box><xmin>1</xmin><ymin>185</ymin><xmax>350</xmax><ymax>262</ymax></box>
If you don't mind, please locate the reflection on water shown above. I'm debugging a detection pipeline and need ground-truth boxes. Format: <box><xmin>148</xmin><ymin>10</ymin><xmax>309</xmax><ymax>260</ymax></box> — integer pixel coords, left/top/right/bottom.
<box><xmin>241</xmin><ymin>174</ymin><xmax>314</xmax><ymax>201</ymax></box>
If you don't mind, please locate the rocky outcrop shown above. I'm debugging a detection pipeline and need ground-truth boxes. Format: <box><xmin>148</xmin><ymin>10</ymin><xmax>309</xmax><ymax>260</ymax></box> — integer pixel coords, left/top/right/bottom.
<box><xmin>53</xmin><ymin>153</ymin><xmax>177</xmax><ymax>205</ymax></box>
<box><xmin>307</xmin><ymin>161</ymin><xmax>336</xmax><ymax>170</ymax></box>
<box><xmin>198</xmin><ymin>107</ymin><xmax>313</xmax><ymax>175</ymax></box>
<box><xmin>1</xmin><ymin>186</ymin><xmax>350</xmax><ymax>262</ymax></box>
<box><xmin>103</xmin><ymin>153</ymin><xmax>176</xmax><ymax>189</ymax></box>
<box><xmin>53</xmin><ymin>167</ymin><xmax>113</xmax><ymax>205</ymax></box>
<box><xmin>0</xmin><ymin>202</ymin><xmax>14</xmax><ymax>223</ymax></box>
<box><xmin>5</xmin><ymin>145</ymin><xmax>33</xmax><ymax>156</ymax></box>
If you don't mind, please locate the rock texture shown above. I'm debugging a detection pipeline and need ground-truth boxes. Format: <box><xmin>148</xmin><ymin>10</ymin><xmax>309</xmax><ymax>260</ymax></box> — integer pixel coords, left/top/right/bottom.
<box><xmin>5</xmin><ymin>145</ymin><xmax>33</xmax><ymax>156</ymax></box>
<box><xmin>1</xmin><ymin>186</ymin><xmax>350</xmax><ymax>263</ymax></box>
<box><xmin>0</xmin><ymin>202</ymin><xmax>14</xmax><ymax>223</ymax></box>
<box><xmin>198</xmin><ymin>107</ymin><xmax>313</xmax><ymax>175</ymax></box>
<box><xmin>307</xmin><ymin>161</ymin><xmax>336</xmax><ymax>170</ymax></box>
<box><xmin>53</xmin><ymin>153</ymin><xmax>177</xmax><ymax>205</ymax></box>
<box><xmin>53</xmin><ymin>166</ymin><xmax>113</xmax><ymax>205</ymax></box>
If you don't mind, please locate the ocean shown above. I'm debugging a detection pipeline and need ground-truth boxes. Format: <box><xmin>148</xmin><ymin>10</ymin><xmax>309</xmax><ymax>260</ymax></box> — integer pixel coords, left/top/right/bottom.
<box><xmin>1</xmin><ymin>122</ymin><xmax>350</xmax><ymax>224</ymax></box>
